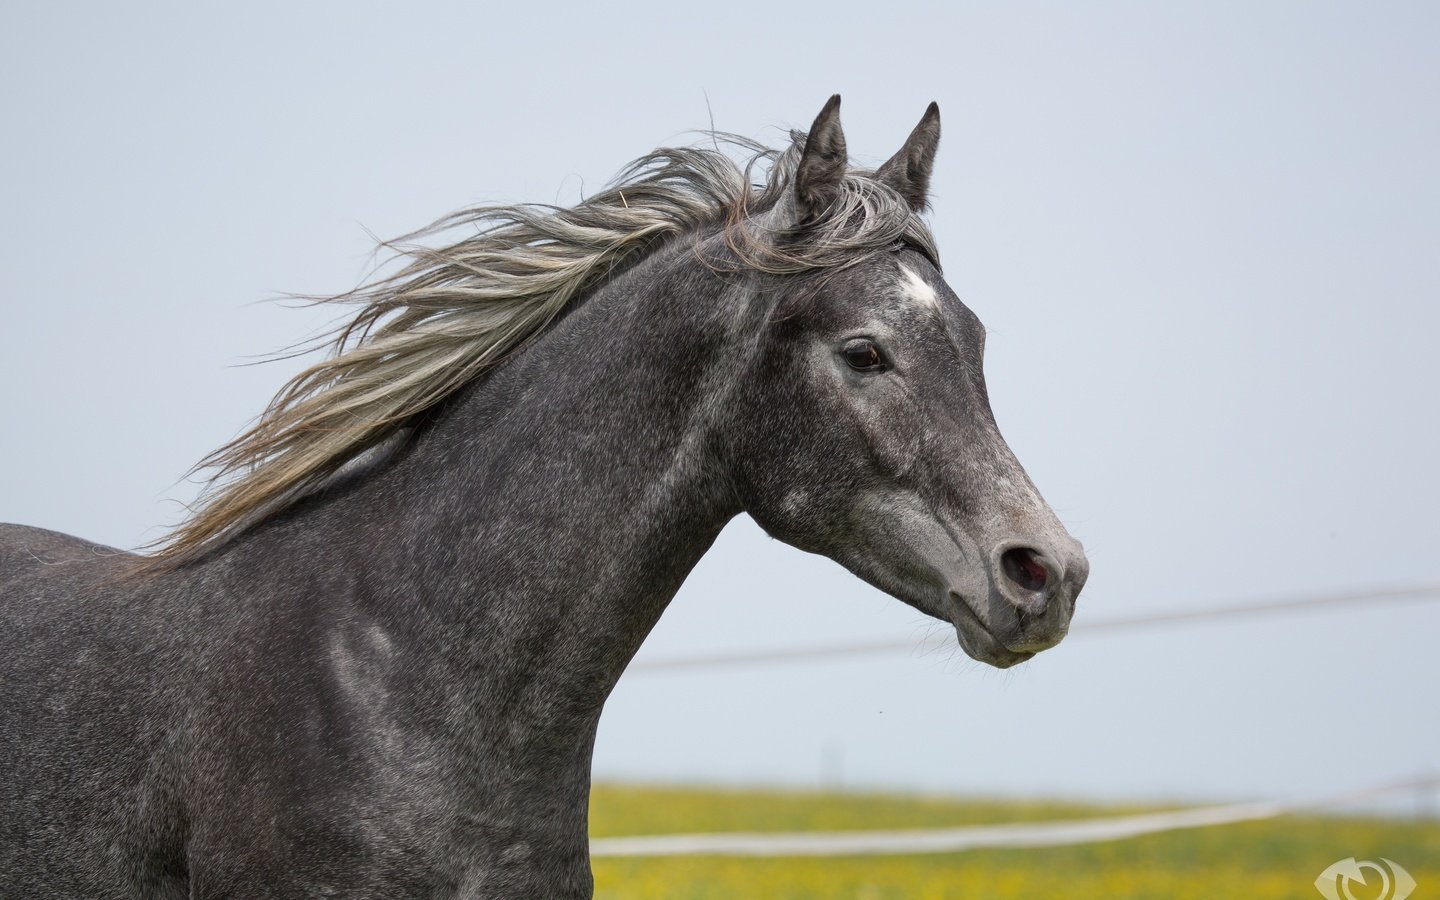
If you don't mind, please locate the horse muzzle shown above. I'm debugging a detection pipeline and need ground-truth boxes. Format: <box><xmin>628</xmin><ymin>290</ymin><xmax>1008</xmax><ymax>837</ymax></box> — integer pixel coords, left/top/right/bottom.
<box><xmin>948</xmin><ymin>536</ymin><xmax>1088</xmax><ymax>667</ymax></box>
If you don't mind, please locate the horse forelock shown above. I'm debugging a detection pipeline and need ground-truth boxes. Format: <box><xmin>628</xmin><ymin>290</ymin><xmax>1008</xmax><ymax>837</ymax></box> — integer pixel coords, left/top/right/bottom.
<box><xmin>134</xmin><ymin>131</ymin><xmax>939</xmax><ymax>572</ymax></box>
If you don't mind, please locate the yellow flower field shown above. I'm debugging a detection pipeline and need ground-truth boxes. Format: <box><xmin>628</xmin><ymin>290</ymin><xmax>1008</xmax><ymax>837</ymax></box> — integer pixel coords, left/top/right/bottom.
<box><xmin>589</xmin><ymin>784</ymin><xmax>1440</xmax><ymax>899</ymax></box>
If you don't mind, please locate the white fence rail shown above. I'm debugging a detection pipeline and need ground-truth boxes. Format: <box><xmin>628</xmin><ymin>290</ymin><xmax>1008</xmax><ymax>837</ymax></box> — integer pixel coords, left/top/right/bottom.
<box><xmin>590</xmin><ymin>776</ymin><xmax>1436</xmax><ymax>858</ymax></box>
<box><xmin>601</xmin><ymin>585</ymin><xmax>1440</xmax><ymax>857</ymax></box>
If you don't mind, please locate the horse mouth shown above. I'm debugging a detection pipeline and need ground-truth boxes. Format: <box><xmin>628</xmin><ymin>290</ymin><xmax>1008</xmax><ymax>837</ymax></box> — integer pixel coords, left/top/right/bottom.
<box><xmin>948</xmin><ymin>592</ymin><xmax>1036</xmax><ymax>669</ymax></box>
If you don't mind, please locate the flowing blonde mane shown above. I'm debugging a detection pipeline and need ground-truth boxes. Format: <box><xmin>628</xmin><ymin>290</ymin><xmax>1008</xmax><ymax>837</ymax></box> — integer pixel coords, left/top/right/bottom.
<box><xmin>140</xmin><ymin>133</ymin><xmax>939</xmax><ymax>571</ymax></box>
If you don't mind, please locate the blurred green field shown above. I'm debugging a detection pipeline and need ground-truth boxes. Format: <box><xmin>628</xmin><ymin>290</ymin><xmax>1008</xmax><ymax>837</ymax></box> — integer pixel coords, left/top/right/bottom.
<box><xmin>589</xmin><ymin>784</ymin><xmax>1440</xmax><ymax>899</ymax></box>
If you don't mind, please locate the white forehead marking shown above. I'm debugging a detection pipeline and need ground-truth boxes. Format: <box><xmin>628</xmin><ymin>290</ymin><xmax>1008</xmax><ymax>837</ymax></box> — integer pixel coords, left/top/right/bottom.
<box><xmin>897</xmin><ymin>262</ymin><xmax>940</xmax><ymax>312</ymax></box>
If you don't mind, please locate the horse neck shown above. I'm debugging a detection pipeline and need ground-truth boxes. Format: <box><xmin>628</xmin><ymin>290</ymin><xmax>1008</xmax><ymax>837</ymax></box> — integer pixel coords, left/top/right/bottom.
<box><xmin>217</xmin><ymin>238</ymin><xmax>755</xmax><ymax>773</ymax></box>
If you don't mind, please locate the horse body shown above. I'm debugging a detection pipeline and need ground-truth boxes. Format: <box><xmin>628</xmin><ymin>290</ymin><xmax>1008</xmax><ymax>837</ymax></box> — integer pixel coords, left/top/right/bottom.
<box><xmin>2</xmin><ymin>241</ymin><xmax>739</xmax><ymax>896</ymax></box>
<box><xmin>0</xmin><ymin>98</ymin><xmax>1088</xmax><ymax>897</ymax></box>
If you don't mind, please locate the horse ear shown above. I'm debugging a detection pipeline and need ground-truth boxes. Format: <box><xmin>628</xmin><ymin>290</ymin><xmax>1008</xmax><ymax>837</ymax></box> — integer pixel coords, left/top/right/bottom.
<box><xmin>793</xmin><ymin>95</ymin><xmax>848</xmax><ymax>224</ymax></box>
<box><xmin>876</xmin><ymin>102</ymin><xmax>941</xmax><ymax>211</ymax></box>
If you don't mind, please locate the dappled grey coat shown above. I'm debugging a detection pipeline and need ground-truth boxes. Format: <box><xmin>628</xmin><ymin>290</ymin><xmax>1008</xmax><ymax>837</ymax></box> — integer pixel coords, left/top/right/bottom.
<box><xmin>0</xmin><ymin>97</ymin><xmax>1086</xmax><ymax>898</ymax></box>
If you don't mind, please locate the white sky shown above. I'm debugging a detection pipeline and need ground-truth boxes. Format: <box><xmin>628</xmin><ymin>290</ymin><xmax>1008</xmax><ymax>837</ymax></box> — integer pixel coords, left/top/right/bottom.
<box><xmin>3</xmin><ymin>2</ymin><xmax>1437</xmax><ymax>807</ymax></box>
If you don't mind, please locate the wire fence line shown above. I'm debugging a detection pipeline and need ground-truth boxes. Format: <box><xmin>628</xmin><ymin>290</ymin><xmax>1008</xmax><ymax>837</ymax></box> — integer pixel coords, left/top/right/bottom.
<box><xmin>589</xmin><ymin>774</ymin><xmax>1439</xmax><ymax>858</ymax></box>
<box><xmin>628</xmin><ymin>582</ymin><xmax>1440</xmax><ymax>673</ymax></box>
<box><xmin>601</xmin><ymin>586</ymin><xmax>1440</xmax><ymax>860</ymax></box>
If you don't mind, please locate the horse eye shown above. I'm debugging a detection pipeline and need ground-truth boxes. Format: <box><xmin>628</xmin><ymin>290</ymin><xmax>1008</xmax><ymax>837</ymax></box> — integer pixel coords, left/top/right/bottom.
<box><xmin>842</xmin><ymin>340</ymin><xmax>887</xmax><ymax>372</ymax></box>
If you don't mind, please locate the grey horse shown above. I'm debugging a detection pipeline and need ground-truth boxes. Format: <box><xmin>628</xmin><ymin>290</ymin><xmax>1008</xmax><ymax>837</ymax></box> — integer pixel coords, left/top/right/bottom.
<box><xmin>0</xmin><ymin>96</ymin><xmax>1087</xmax><ymax>898</ymax></box>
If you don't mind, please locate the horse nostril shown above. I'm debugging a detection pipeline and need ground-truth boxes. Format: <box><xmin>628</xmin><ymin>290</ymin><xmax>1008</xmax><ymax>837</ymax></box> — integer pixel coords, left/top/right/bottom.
<box><xmin>1001</xmin><ymin>547</ymin><xmax>1051</xmax><ymax>595</ymax></box>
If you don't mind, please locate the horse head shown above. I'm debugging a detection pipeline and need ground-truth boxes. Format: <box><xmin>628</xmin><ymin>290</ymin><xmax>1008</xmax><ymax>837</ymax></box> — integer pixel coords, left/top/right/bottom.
<box><xmin>727</xmin><ymin>97</ymin><xmax>1088</xmax><ymax>667</ymax></box>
